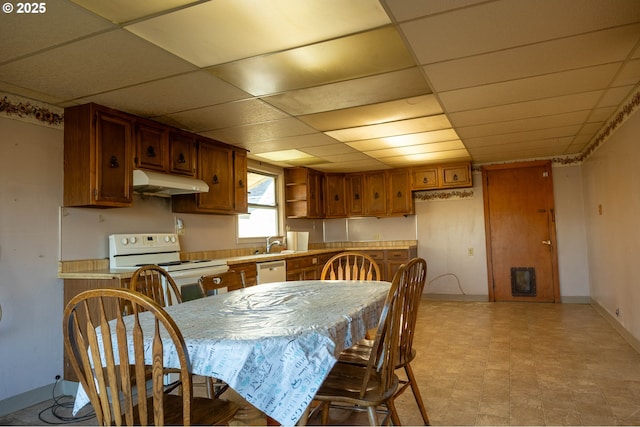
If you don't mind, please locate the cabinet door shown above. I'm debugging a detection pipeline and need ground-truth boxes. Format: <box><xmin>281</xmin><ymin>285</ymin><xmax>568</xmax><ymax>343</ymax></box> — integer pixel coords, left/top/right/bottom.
<box><xmin>412</xmin><ymin>167</ymin><xmax>439</xmax><ymax>190</ymax></box>
<box><xmin>233</xmin><ymin>149</ymin><xmax>248</xmax><ymax>213</ymax></box>
<box><xmin>325</xmin><ymin>174</ymin><xmax>347</xmax><ymax>218</ymax></box>
<box><xmin>388</xmin><ymin>169</ymin><xmax>413</xmax><ymax>215</ymax></box>
<box><xmin>95</xmin><ymin>110</ymin><xmax>133</xmax><ymax>205</ymax></box>
<box><xmin>308</xmin><ymin>169</ymin><xmax>324</xmax><ymax>218</ymax></box>
<box><xmin>364</xmin><ymin>172</ymin><xmax>386</xmax><ymax>216</ymax></box>
<box><xmin>346</xmin><ymin>174</ymin><xmax>364</xmax><ymax>216</ymax></box>
<box><xmin>441</xmin><ymin>163</ymin><xmax>472</xmax><ymax>188</ymax></box>
<box><xmin>197</xmin><ymin>141</ymin><xmax>234</xmax><ymax>211</ymax></box>
<box><xmin>169</xmin><ymin>131</ymin><xmax>196</xmax><ymax>176</ymax></box>
<box><xmin>135</xmin><ymin>121</ymin><xmax>168</xmax><ymax>172</ymax></box>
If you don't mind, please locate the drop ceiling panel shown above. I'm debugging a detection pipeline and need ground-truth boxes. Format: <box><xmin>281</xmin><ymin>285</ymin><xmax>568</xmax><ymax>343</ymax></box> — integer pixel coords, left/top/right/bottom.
<box><xmin>380</xmin><ymin>149</ymin><xmax>471</xmax><ymax>166</ymax></box>
<box><xmin>262</xmin><ymin>67</ymin><xmax>432</xmax><ymax>116</ymax></box>
<box><xmin>448</xmin><ymin>91</ymin><xmax>605</xmax><ymax>127</ymax></box>
<box><xmin>202</xmin><ymin>118</ymin><xmax>317</xmax><ymax>145</ymax></box>
<box><xmin>311</xmin><ymin>159</ymin><xmax>390</xmax><ymax>172</ymax></box>
<box><xmin>423</xmin><ymin>24</ymin><xmax>640</xmax><ymax>92</ymax></box>
<box><xmin>439</xmin><ymin>63</ymin><xmax>622</xmax><ymax>113</ymax></box>
<box><xmin>613</xmin><ymin>59</ymin><xmax>640</xmax><ymax>86</ymax></box>
<box><xmin>298</xmin><ymin>95</ymin><xmax>442</xmax><ymax>131</ymax></box>
<box><xmin>125</xmin><ymin>0</ymin><xmax>391</xmax><ymax>67</ymax></box>
<box><xmin>365</xmin><ymin>140</ymin><xmax>467</xmax><ymax>158</ymax></box>
<box><xmin>71</xmin><ymin>0</ymin><xmax>198</xmax><ymax>24</ymax></box>
<box><xmin>0</xmin><ymin>29</ymin><xmax>196</xmax><ymax>101</ymax></box>
<box><xmin>208</xmin><ymin>27</ymin><xmax>415</xmax><ymax>96</ymax></box>
<box><xmin>164</xmin><ymin>99</ymin><xmax>288</xmax><ymax>132</ymax></box>
<box><xmin>456</xmin><ymin>111</ymin><xmax>592</xmax><ymax>139</ymax></box>
<box><xmin>463</xmin><ymin>125</ymin><xmax>583</xmax><ymax>149</ymax></box>
<box><xmin>241</xmin><ymin>133</ymin><xmax>340</xmax><ymax>153</ymax></box>
<box><xmin>400</xmin><ymin>0</ymin><xmax>640</xmax><ymax>64</ymax></box>
<box><xmin>73</xmin><ymin>71</ymin><xmax>250</xmax><ymax>117</ymax></box>
<box><xmin>598</xmin><ymin>85</ymin><xmax>637</xmax><ymax>108</ymax></box>
<box><xmin>1</xmin><ymin>1</ymin><xmax>113</xmax><ymax>63</ymax></box>
<box><xmin>383</xmin><ymin>0</ymin><xmax>487</xmax><ymax>22</ymax></box>
<box><xmin>346</xmin><ymin>129</ymin><xmax>460</xmax><ymax>151</ymax></box>
<box><xmin>301</xmin><ymin>144</ymin><xmax>361</xmax><ymax>157</ymax></box>
<box><xmin>326</xmin><ymin>114</ymin><xmax>452</xmax><ymax>142</ymax></box>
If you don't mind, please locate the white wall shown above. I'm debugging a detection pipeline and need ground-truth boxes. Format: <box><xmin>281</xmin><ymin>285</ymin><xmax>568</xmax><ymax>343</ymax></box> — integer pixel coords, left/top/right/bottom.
<box><xmin>582</xmin><ymin>110</ymin><xmax>640</xmax><ymax>339</ymax></box>
<box><xmin>0</xmin><ymin>116</ymin><xmax>64</xmax><ymax>402</ymax></box>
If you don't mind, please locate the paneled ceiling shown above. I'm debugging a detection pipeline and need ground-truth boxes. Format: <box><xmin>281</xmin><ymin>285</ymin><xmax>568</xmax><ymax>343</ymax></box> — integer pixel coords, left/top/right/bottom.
<box><xmin>2</xmin><ymin>0</ymin><xmax>640</xmax><ymax>171</ymax></box>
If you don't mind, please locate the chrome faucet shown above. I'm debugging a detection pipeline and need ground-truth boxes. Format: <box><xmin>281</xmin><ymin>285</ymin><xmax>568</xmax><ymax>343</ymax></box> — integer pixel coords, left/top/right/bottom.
<box><xmin>266</xmin><ymin>236</ymin><xmax>282</xmax><ymax>253</ymax></box>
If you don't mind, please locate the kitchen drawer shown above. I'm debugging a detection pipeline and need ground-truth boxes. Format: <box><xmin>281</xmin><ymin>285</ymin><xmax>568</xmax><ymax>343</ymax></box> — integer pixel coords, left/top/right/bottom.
<box><xmin>386</xmin><ymin>250</ymin><xmax>410</xmax><ymax>260</ymax></box>
<box><xmin>287</xmin><ymin>256</ymin><xmax>317</xmax><ymax>270</ymax></box>
<box><xmin>362</xmin><ymin>250</ymin><xmax>384</xmax><ymax>261</ymax></box>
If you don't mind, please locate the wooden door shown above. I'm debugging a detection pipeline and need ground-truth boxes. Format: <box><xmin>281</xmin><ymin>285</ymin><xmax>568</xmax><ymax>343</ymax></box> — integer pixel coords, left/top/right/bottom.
<box><xmin>364</xmin><ymin>172</ymin><xmax>386</xmax><ymax>216</ymax></box>
<box><xmin>482</xmin><ymin>161</ymin><xmax>560</xmax><ymax>302</ymax></box>
<box><xmin>325</xmin><ymin>173</ymin><xmax>347</xmax><ymax>217</ymax></box>
<box><xmin>198</xmin><ymin>141</ymin><xmax>233</xmax><ymax>211</ymax></box>
<box><xmin>388</xmin><ymin>169</ymin><xmax>413</xmax><ymax>215</ymax></box>
<box><xmin>95</xmin><ymin>110</ymin><xmax>133</xmax><ymax>205</ymax></box>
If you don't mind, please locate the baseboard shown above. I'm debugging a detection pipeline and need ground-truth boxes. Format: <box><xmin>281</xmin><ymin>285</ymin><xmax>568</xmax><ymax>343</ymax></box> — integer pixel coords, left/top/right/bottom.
<box><xmin>0</xmin><ymin>380</ymin><xmax>78</xmax><ymax>418</ymax></box>
<box><xmin>424</xmin><ymin>293</ymin><xmax>489</xmax><ymax>302</ymax></box>
<box><xmin>560</xmin><ymin>296</ymin><xmax>591</xmax><ymax>304</ymax></box>
<box><xmin>591</xmin><ymin>298</ymin><xmax>640</xmax><ymax>354</ymax></box>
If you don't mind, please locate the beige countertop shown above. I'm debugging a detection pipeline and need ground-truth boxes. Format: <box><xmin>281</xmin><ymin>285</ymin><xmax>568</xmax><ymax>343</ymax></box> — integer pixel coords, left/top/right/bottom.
<box><xmin>58</xmin><ymin>241</ymin><xmax>417</xmax><ymax>280</ymax></box>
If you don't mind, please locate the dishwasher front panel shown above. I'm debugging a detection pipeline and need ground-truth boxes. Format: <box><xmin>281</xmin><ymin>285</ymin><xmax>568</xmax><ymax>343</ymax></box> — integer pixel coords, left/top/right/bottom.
<box><xmin>257</xmin><ymin>260</ymin><xmax>287</xmax><ymax>284</ymax></box>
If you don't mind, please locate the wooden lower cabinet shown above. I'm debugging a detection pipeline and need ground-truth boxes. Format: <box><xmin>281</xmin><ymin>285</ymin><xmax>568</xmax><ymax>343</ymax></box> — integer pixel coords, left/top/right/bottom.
<box><xmin>361</xmin><ymin>247</ymin><xmax>417</xmax><ymax>282</ymax></box>
<box><xmin>231</xmin><ymin>262</ymin><xmax>257</xmax><ymax>287</ymax></box>
<box><xmin>286</xmin><ymin>251</ymin><xmax>342</xmax><ymax>280</ymax></box>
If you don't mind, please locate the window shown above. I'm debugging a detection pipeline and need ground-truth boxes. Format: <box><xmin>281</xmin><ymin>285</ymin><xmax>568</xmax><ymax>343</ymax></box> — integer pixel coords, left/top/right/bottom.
<box><xmin>237</xmin><ymin>171</ymin><xmax>279</xmax><ymax>238</ymax></box>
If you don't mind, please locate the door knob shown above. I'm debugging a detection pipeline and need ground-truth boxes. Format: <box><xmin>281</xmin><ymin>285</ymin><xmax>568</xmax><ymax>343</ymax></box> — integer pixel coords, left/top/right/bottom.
<box><xmin>542</xmin><ymin>240</ymin><xmax>551</xmax><ymax>245</ymax></box>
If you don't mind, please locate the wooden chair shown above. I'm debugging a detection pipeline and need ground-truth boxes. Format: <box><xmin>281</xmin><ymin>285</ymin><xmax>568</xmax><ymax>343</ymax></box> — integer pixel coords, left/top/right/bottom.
<box><xmin>338</xmin><ymin>257</ymin><xmax>430</xmax><ymax>425</ymax></box>
<box><xmin>198</xmin><ymin>270</ymin><xmax>246</xmax><ymax>398</ymax></box>
<box><xmin>63</xmin><ymin>288</ymin><xmax>239</xmax><ymax>426</ymax></box>
<box><xmin>320</xmin><ymin>252</ymin><xmax>381</xmax><ymax>281</ymax></box>
<box><xmin>198</xmin><ymin>270</ymin><xmax>246</xmax><ymax>296</ymax></box>
<box><xmin>299</xmin><ymin>263</ymin><xmax>406</xmax><ymax>426</ymax></box>
<box><xmin>128</xmin><ymin>265</ymin><xmax>182</xmax><ymax>310</ymax></box>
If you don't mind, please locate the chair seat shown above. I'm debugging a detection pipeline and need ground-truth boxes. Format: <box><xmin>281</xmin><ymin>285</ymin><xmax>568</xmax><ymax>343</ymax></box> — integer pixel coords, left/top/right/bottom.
<box><xmin>339</xmin><ymin>342</ymin><xmax>416</xmax><ymax>369</ymax></box>
<box><xmin>314</xmin><ymin>363</ymin><xmax>399</xmax><ymax>406</ymax></box>
<box><xmin>133</xmin><ymin>395</ymin><xmax>239</xmax><ymax>425</ymax></box>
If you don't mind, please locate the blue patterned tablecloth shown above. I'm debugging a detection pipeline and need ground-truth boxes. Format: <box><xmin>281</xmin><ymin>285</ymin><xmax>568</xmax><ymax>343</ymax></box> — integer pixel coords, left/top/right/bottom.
<box><xmin>72</xmin><ymin>280</ymin><xmax>389</xmax><ymax>426</ymax></box>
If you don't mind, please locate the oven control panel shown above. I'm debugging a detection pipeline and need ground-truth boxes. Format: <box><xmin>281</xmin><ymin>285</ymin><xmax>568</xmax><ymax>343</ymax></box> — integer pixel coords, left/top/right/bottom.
<box><xmin>109</xmin><ymin>233</ymin><xmax>180</xmax><ymax>256</ymax></box>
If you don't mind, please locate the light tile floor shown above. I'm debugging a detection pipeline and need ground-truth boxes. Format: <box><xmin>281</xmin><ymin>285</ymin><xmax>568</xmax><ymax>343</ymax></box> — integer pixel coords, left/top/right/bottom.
<box><xmin>3</xmin><ymin>300</ymin><xmax>640</xmax><ymax>426</ymax></box>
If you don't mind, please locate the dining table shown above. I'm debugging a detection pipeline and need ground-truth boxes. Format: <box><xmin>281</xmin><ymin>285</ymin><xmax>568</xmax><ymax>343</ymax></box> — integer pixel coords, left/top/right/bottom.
<box><xmin>71</xmin><ymin>279</ymin><xmax>391</xmax><ymax>425</ymax></box>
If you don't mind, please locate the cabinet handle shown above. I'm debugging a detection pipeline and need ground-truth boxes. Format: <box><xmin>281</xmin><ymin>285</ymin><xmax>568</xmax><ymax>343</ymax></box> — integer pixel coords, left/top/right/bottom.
<box><xmin>146</xmin><ymin>146</ymin><xmax>156</xmax><ymax>158</ymax></box>
<box><xmin>374</xmin><ymin>192</ymin><xmax>379</xmax><ymax>199</ymax></box>
<box><xmin>334</xmin><ymin>194</ymin><xmax>339</xmax><ymax>201</ymax></box>
<box><xmin>423</xmin><ymin>177</ymin><xmax>428</xmax><ymax>183</ymax></box>
<box><xmin>453</xmin><ymin>174</ymin><xmax>459</xmax><ymax>181</ymax></box>
<box><xmin>238</xmin><ymin>179</ymin><xmax>244</xmax><ymax>188</ymax></box>
<box><xmin>177</xmin><ymin>153</ymin><xmax>186</xmax><ymax>164</ymax></box>
<box><xmin>397</xmin><ymin>191</ymin><xmax>402</xmax><ymax>198</ymax></box>
<box><xmin>354</xmin><ymin>193</ymin><xmax>360</xmax><ymax>200</ymax></box>
<box><xmin>110</xmin><ymin>155</ymin><xmax>119</xmax><ymax>168</ymax></box>
<box><xmin>212</xmin><ymin>174</ymin><xmax>219</xmax><ymax>184</ymax></box>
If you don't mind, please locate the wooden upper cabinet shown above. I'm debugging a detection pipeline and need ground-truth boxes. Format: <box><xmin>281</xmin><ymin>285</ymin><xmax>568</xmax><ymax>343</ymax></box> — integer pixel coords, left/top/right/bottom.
<box><xmin>364</xmin><ymin>172</ymin><xmax>387</xmax><ymax>217</ymax></box>
<box><xmin>346</xmin><ymin>174</ymin><xmax>364</xmax><ymax>217</ymax></box>
<box><xmin>134</xmin><ymin>120</ymin><xmax>168</xmax><ymax>172</ymax></box>
<box><xmin>284</xmin><ymin>167</ymin><xmax>324</xmax><ymax>218</ymax></box>
<box><xmin>412</xmin><ymin>166</ymin><xmax>438</xmax><ymax>190</ymax></box>
<box><xmin>441</xmin><ymin>163</ymin><xmax>472</xmax><ymax>187</ymax></box>
<box><xmin>388</xmin><ymin>169</ymin><xmax>414</xmax><ymax>215</ymax></box>
<box><xmin>169</xmin><ymin>131</ymin><xmax>196</xmax><ymax>177</ymax></box>
<box><xmin>233</xmin><ymin>149</ymin><xmax>248</xmax><ymax>214</ymax></box>
<box><xmin>324</xmin><ymin>174</ymin><xmax>347</xmax><ymax>218</ymax></box>
<box><xmin>64</xmin><ymin>103</ymin><xmax>133</xmax><ymax>207</ymax></box>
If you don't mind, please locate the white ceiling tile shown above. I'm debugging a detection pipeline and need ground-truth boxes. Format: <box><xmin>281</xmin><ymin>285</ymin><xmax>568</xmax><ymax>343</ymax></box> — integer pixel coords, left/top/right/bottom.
<box><xmin>202</xmin><ymin>118</ymin><xmax>317</xmax><ymax>145</ymax></box>
<box><xmin>326</xmin><ymin>115</ymin><xmax>451</xmax><ymax>142</ymax></box>
<box><xmin>384</xmin><ymin>0</ymin><xmax>487</xmax><ymax>22</ymax></box>
<box><xmin>241</xmin><ymin>133</ymin><xmax>340</xmax><ymax>153</ymax></box>
<box><xmin>463</xmin><ymin>126</ymin><xmax>582</xmax><ymax>149</ymax></box>
<box><xmin>0</xmin><ymin>0</ymin><xmax>113</xmax><ymax>63</ymax></box>
<box><xmin>74</xmin><ymin>71</ymin><xmax>250</xmax><ymax>117</ymax></box>
<box><xmin>439</xmin><ymin>64</ymin><xmax>621</xmax><ymax>113</ymax></box>
<box><xmin>125</xmin><ymin>0</ymin><xmax>390</xmax><ymax>67</ymax></box>
<box><xmin>262</xmin><ymin>68</ymin><xmax>431</xmax><ymax>116</ymax></box>
<box><xmin>365</xmin><ymin>140</ymin><xmax>466</xmax><ymax>158</ymax></box>
<box><xmin>379</xmin><ymin>149</ymin><xmax>471</xmax><ymax>166</ymax></box>
<box><xmin>401</xmin><ymin>0</ymin><xmax>640</xmax><ymax>64</ymax></box>
<box><xmin>423</xmin><ymin>24</ymin><xmax>640</xmax><ymax>92</ymax></box>
<box><xmin>346</xmin><ymin>129</ymin><xmax>460</xmax><ymax>151</ymax></box>
<box><xmin>0</xmin><ymin>29</ymin><xmax>195</xmax><ymax>101</ymax></box>
<box><xmin>456</xmin><ymin>111</ymin><xmax>591</xmax><ymax>139</ymax></box>
<box><xmin>587</xmin><ymin>107</ymin><xmax>618</xmax><ymax>123</ymax></box>
<box><xmin>165</xmin><ymin>99</ymin><xmax>289</xmax><ymax>132</ymax></box>
<box><xmin>613</xmin><ymin>59</ymin><xmax>640</xmax><ymax>86</ymax></box>
<box><xmin>597</xmin><ymin>85</ymin><xmax>636</xmax><ymax>108</ymax></box>
<box><xmin>312</xmin><ymin>159</ymin><xmax>390</xmax><ymax>172</ymax></box>
<box><xmin>448</xmin><ymin>91</ymin><xmax>605</xmax><ymax>127</ymax></box>
<box><xmin>71</xmin><ymin>0</ymin><xmax>198</xmax><ymax>24</ymax></box>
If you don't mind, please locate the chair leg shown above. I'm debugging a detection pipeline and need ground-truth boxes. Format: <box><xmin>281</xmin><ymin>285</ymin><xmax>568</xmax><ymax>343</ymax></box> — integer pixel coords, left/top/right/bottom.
<box><xmin>405</xmin><ymin>363</ymin><xmax>429</xmax><ymax>425</ymax></box>
<box><xmin>366</xmin><ymin>406</ymin><xmax>379</xmax><ymax>426</ymax></box>
<box><xmin>387</xmin><ymin>399</ymin><xmax>401</xmax><ymax>426</ymax></box>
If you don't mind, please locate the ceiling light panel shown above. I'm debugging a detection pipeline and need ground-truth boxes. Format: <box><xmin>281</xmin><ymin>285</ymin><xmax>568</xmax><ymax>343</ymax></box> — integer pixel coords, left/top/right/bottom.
<box><xmin>255</xmin><ymin>149</ymin><xmax>315</xmax><ymax>162</ymax></box>
<box><xmin>298</xmin><ymin>95</ymin><xmax>442</xmax><ymax>131</ymax></box>
<box><xmin>346</xmin><ymin>129</ymin><xmax>460</xmax><ymax>151</ymax></box>
<box><xmin>125</xmin><ymin>0</ymin><xmax>391</xmax><ymax>67</ymax></box>
<box><xmin>262</xmin><ymin>67</ymin><xmax>432</xmax><ymax>116</ymax></box>
<box><xmin>209</xmin><ymin>27</ymin><xmax>414</xmax><ymax>96</ymax></box>
<box><xmin>326</xmin><ymin>115</ymin><xmax>452</xmax><ymax>142</ymax></box>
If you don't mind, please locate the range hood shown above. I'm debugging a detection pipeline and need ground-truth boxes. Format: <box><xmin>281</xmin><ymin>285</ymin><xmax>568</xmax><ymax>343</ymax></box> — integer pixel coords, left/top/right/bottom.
<box><xmin>133</xmin><ymin>169</ymin><xmax>209</xmax><ymax>196</ymax></box>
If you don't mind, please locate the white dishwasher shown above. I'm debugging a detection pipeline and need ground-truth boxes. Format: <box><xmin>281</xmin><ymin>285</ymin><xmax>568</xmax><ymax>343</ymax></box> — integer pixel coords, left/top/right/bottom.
<box><xmin>257</xmin><ymin>260</ymin><xmax>287</xmax><ymax>284</ymax></box>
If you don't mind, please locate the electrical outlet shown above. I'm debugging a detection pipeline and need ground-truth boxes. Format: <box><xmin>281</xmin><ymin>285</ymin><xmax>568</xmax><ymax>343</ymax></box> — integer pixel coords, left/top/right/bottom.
<box><xmin>468</xmin><ymin>247</ymin><xmax>474</xmax><ymax>256</ymax></box>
